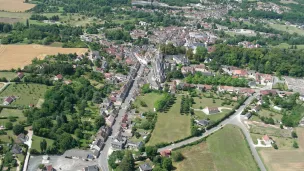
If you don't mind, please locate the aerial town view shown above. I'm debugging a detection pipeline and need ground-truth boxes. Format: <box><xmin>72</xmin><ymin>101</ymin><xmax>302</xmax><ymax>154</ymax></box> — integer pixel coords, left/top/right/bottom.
<box><xmin>0</xmin><ymin>0</ymin><xmax>304</xmax><ymax>171</ymax></box>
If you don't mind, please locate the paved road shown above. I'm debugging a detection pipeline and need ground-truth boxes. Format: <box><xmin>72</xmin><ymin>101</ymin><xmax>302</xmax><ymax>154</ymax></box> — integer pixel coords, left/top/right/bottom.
<box><xmin>23</xmin><ymin>130</ymin><xmax>33</xmax><ymax>171</ymax></box>
<box><xmin>98</xmin><ymin>64</ymin><xmax>144</xmax><ymax>171</ymax></box>
<box><xmin>229</xmin><ymin>115</ymin><xmax>267</xmax><ymax>171</ymax></box>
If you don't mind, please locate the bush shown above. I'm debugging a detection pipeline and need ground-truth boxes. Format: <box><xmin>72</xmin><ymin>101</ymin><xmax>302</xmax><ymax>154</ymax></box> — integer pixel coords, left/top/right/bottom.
<box><xmin>172</xmin><ymin>151</ymin><xmax>184</xmax><ymax>162</ymax></box>
<box><xmin>272</xmin><ymin>143</ymin><xmax>278</xmax><ymax>150</ymax></box>
<box><xmin>291</xmin><ymin>131</ymin><xmax>298</xmax><ymax>138</ymax></box>
<box><xmin>293</xmin><ymin>141</ymin><xmax>299</xmax><ymax>148</ymax></box>
<box><xmin>30</xmin><ymin>149</ymin><xmax>40</xmax><ymax>154</ymax></box>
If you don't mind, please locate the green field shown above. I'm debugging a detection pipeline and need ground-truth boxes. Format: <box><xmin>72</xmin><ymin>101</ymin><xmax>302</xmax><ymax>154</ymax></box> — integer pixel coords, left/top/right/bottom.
<box><xmin>207</xmin><ymin>125</ymin><xmax>259</xmax><ymax>171</ymax></box>
<box><xmin>0</xmin><ymin>130</ymin><xmax>17</xmax><ymax>143</ymax></box>
<box><xmin>0</xmin><ymin>72</ymin><xmax>17</xmax><ymax>80</ymax></box>
<box><xmin>31</xmin><ymin>135</ymin><xmax>54</xmax><ymax>153</ymax></box>
<box><xmin>147</xmin><ymin>96</ymin><xmax>191</xmax><ymax>146</ymax></box>
<box><xmin>269</xmin><ymin>24</ymin><xmax>304</xmax><ymax>35</ymax></box>
<box><xmin>194</xmin><ymin>109</ymin><xmax>231</xmax><ymax>121</ymax></box>
<box><xmin>192</xmin><ymin>94</ymin><xmax>235</xmax><ymax>109</ymax></box>
<box><xmin>0</xmin><ymin>108</ymin><xmax>24</xmax><ymax>117</ymax></box>
<box><xmin>0</xmin><ymin>83</ymin><xmax>48</xmax><ymax>107</ymax></box>
<box><xmin>273</xmin><ymin>43</ymin><xmax>304</xmax><ymax>49</ymax></box>
<box><xmin>174</xmin><ymin>125</ymin><xmax>259</xmax><ymax>171</ymax></box>
<box><xmin>134</xmin><ymin>93</ymin><xmax>162</xmax><ymax>113</ymax></box>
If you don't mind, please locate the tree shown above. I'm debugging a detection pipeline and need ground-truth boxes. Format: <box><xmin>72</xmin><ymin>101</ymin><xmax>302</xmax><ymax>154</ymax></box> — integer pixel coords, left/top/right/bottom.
<box><xmin>272</xmin><ymin>143</ymin><xmax>278</xmax><ymax>150</ymax></box>
<box><xmin>94</xmin><ymin>116</ymin><xmax>105</xmax><ymax>129</ymax></box>
<box><xmin>26</xmin><ymin>19</ymin><xmax>29</xmax><ymax>28</ymax></box>
<box><xmin>75</xmin><ymin>129</ymin><xmax>83</xmax><ymax>138</ymax></box>
<box><xmin>92</xmin><ymin>91</ymin><xmax>103</xmax><ymax>103</ymax></box>
<box><xmin>40</xmin><ymin>139</ymin><xmax>47</xmax><ymax>153</ymax></box>
<box><xmin>118</xmin><ymin>151</ymin><xmax>134</xmax><ymax>171</ymax></box>
<box><xmin>145</xmin><ymin>146</ymin><xmax>158</xmax><ymax>158</ymax></box>
<box><xmin>162</xmin><ymin>157</ymin><xmax>173</xmax><ymax>171</ymax></box>
<box><xmin>291</xmin><ymin>131</ymin><xmax>298</xmax><ymax>138</ymax></box>
<box><xmin>172</xmin><ymin>151</ymin><xmax>184</xmax><ymax>162</ymax></box>
<box><xmin>13</xmin><ymin>124</ymin><xmax>24</xmax><ymax>135</ymax></box>
<box><xmin>5</xmin><ymin>122</ymin><xmax>13</xmax><ymax>130</ymax></box>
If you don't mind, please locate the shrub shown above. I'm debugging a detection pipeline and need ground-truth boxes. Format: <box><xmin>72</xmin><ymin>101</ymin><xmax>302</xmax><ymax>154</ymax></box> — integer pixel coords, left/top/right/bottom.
<box><xmin>172</xmin><ymin>151</ymin><xmax>184</xmax><ymax>162</ymax></box>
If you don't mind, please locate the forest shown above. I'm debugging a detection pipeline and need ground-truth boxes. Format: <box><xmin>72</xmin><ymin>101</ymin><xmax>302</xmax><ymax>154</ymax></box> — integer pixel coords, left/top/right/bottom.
<box><xmin>209</xmin><ymin>44</ymin><xmax>304</xmax><ymax>77</ymax></box>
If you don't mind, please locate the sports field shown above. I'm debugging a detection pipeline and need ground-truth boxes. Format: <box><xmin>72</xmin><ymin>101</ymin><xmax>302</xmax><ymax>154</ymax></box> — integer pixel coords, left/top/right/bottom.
<box><xmin>0</xmin><ymin>45</ymin><xmax>87</xmax><ymax>70</ymax></box>
<box><xmin>0</xmin><ymin>0</ymin><xmax>36</xmax><ymax>12</ymax></box>
<box><xmin>258</xmin><ymin>128</ymin><xmax>304</xmax><ymax>171</ymax></box>
<box><xmin>147</xmin><ymin>96</ymin><xmax>191</xmax><ymax>146</ymax></box>
<box><xmin>174</xmin><ymin>125</ymin><xmax>259</xmax><ymax>171</ymax></box>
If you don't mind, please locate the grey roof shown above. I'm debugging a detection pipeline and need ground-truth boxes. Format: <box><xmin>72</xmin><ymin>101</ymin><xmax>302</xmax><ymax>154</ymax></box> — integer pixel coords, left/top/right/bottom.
<box><xmin>197</xmin><ymin>119</ymin><xmax>209</xmax><ymax>126</ymax></box>
<box><xmin>139</xmin><ymin>163</ymin><xmax>152</xmax><ymax>171</ymax></box>
<box><xmin>85</xmin><ymin>165</ymin><xmax>99</xmax><ymax>171</ymax></box>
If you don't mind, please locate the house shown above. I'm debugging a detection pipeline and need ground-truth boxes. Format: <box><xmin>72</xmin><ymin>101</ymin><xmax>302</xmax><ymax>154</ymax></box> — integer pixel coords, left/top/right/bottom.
<box><xmin>194</xmin><ymin>64</ymin><xmax>207</xmax><ymax>73</ymax></box>
<box><xmin>54</xmin><ymin>74</ymin><xmax>63</xmax><ymax>81</ymax></box>
<box><xmin>88</xmin><ymin>51</ymin><xmax>101</xmax><ymax>62</ymax></box>
<box><xmin>3</xmin><ymin>96</ymin><xmax>16</xmax><ymax>105</ymax></box>
<box><xmin>299</xmin><ymin>95</ymin><xmax>304</xmax><ymax>101</ymax></box>
<box><xmin>127</xmin><ymin>141</ymin><xmax>144</xmax><ymax>150</ymax></box>
<box><xmin>139</xmin><ymin>163</ymin><xmax>153</xmax><ymax>171</ymax></box>
<box><xmin>160</xmin><ymin>149</ymin><xmax>171</xmax><ymax>157</ymax></box>
<box><xmin>99</xmin><ymin>126</ymin><xmax>112</xmax><ymax>140</ymax></box>
<box><xmin>111</xmin><ymin>131</ymin><xmax>127</xmax><ymax>149</ymax></box>
<box><xmin>239</xmin><ymin>88</ymin><xmax>255</xmax><ymax>95</ymax></box>
<box><xmin>203</xmin><ymin>107</ymin><xmax>220</xmax><ymax>114</ymax></box>
<box><xmin>45</xmin><ymin>165</ymin><xmax>55</xmax><ymax>171</ymax></box>
<box><xmin>83</xmin><ymin>165</ymin><xmax>99</xmax><ymax>171</ymax></box>
<box><xmin>262</xmin><ymin>135</ymin><xmax>273</xmax><ymax>146</ymax></box>
<box><xmin>252</xmin><ymin>105</ymin><xmax>261</xmax><ymax>113</ymax></box>
<box><xmin>181</xmin><ymin>66</ymin><xmax>195</xmax><ymax>75</ymax></box>
<box><xmin>218</xmin><ymin>86</ymin><xmax>236</xmax><ymax>93</ymax></box>
<box><xmin>64</xmin><ymin>80</ymin><xmax>72</xmax><ymax>85</ymax></box>
<box><xmin>92</xmin><ymin>138</ymin><xmax>105</xmax><ymax>152</ymax></box>
<box><xmin>244</xmin><ymin>113</ymin><xmax>252</xmax><ymax>119</ymax></box>
<box><xmin>232</xmin><ymin>69</ymin><xmax>248</xmax><ymax>77</ymax></box>
<box><xmin>17</xmin><ymin>133</ymin><xmax>28</xmax><ymax>143</ymax></box>
<box><xmin>106</xmin><ymin>115</ymin><xmax>115</xmax><ymax>127</ymax></box>
<box><xmin>196</xmin><ymin>119</ymin><xmax>209</xmax><ymax>126</ymax></box>
<box><xmin>17</xmin><ymin>72</ymin><xmax>24</xmax><ymax>79</ymax></box>
<box><xmin>260</xmin><ymin>90</ymin><xmax>277</xmax><ymax>96</ymax></box>
<box><xmin>11</xmin><ymin>144</ymin><xmax>22</xmax><ymax>154</ymax></box>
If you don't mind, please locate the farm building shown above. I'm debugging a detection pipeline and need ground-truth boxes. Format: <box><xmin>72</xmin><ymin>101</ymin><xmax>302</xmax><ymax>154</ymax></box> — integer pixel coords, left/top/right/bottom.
<box><xmin>3</xmin><ymin>96</ymin><xmax>16</xmax><ymax>105</ymax></box>
<box><xmin>203</xmin><ymin>107</ymin><xmax>220</xmax><ymax>114</ymax></box>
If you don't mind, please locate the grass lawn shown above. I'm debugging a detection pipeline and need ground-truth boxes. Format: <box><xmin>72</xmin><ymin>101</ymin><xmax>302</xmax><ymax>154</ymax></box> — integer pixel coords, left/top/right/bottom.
<box><xmin>258</xmin><ymin>109</ymin><xmax>282</xmax><ymax>124</ymax></box>
<box><xmin>0</xmin><ymin>130</ymin><xmax>18</xmax><ymax>143</ymax></box>
<box><xmin>0</xmin><ymin>109</ymin><xmax>23</xmax><ymax>117</ymax></box>
<box><xmin>31</xmin><ymin>135</ymin><xmax>54</xmax><ymax>153</ymax></box>
<box><xmin>0</xmin><ymin>83</ymin><xmax>48</xmax><ymax>107</ymax></box>
<box><xmin>134</xmin><ymin>93</ymin><xmax>163</xmax><ymax>113</ymax></box>
<box><xmin>147</xmin><ymin>96</ymin><xmax>191</xmax><ymax>146</ymax></box>
<box><xmin>194</xmin><ymin>109</ymin><xmax>231</xmax><ymax>122</ymax></box>
<box><xmin>192</xmin><ymin>96</ymin><xmax>235</xmax><ymax>109</ymax></box>
<box><xmin>207</xmin><ymin>125</ymin><xmax>259</xmax><ymax>171</ymax></box>
<box><xmin>250</xmin><ymin>125</ymin><xmax>292</xmax><ymax>138</ymax></box>
<box><xmin>269</xmin><ymin>23</ymin><xmax>304</xmax><ymax>35</ymax></box>
<box><xmin>0</xmin><ymin>72</ymin><xmax>17</xmax><ymax>80</ymax></box>
<box><xmin>273</xmin><ymin>43</ymin><xmax>304</xmax><ymax>49</ymax></box>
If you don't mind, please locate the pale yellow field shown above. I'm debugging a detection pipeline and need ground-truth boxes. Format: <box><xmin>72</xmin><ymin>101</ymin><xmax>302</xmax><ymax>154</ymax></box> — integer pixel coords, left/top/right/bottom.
<box><xmin>0</xmin><ymin>0</ymin><xmax>36</xmax><ymax>12</ymax></box>
<box><xmin>258</xmin><ymin>128</ymin><xmax>304</xmax><ymax>171</ymax></box>
<box><xmin>0</xmin><ymin>83</ymin><xmax>4</xmax><ymax>89</ymax></box>
<box><xmin>0</xmin><ymin>45</ymin><xmax>88</xmax><ymax>70</ymax></box>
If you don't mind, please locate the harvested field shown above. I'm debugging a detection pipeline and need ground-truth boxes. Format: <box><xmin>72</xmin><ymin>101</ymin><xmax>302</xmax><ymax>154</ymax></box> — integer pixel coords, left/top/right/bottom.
<box><xmin>0</xmin><ymin>45</ymin><xmax>87</xmax><ymax>70</ymax></box>
<box><xmin>0</xmin><ymin>0</ymin><xmax>36</xmax><ymax>12</ymax></box>
<box><xmin>0</xmin><ymin>83</ymin><xmax>4</xmax><ymax>89</ymax></box>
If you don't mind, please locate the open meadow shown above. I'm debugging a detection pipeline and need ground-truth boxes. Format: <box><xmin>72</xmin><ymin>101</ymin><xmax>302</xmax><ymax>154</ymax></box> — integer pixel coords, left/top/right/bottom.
<box><xmin>134</xmin><ymin>92</ymin><xmax>162</xmax><ymax>113</ymax></box>
<box><xmin>0</xmin><ymin>83</ymin><xmax>48</xmax><ymax>107</ymax></box>
<box><xmin>269</xmin><ymin>23</ymin><xmax>304</xmax><ymax>35</ymax></box>
<box><xmin>146</xmin><ymin>96</ymin><xmax>191</xmax><ymax>146</ymax></box>
<box><xmin>173</xmin><ymin>125</ymin><xmax>259</xmax><ymax>171</ymax></box>
<box><xmin>0</xmin><ymin>72</ymin><xmax>17</xmax><ymax>80</ymax></box>
<box><xmin>0</xmin><ymin>0</ymin><xmax>36</xmax><ymax>12</ymax></box>
<box><xmin>257</xmin><ymin>128</ymin><xmax>304</xmax><ymax>171</ymax></box>
<box><xmin>31</xmin><ymin>135</ymin><xmax>54</xmax><ymax>153</ymax></box>
<box><xmin>0</xmin><ymin>45</ymin><xmax>87</xmax><ymax>70</ymax></box>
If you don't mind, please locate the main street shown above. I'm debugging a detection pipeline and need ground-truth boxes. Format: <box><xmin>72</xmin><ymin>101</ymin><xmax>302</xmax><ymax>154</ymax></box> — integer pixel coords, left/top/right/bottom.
<box><xmin>98</xmin><ymin>64</ymin><xmax>144</xmax><ymax>171</ymax></box>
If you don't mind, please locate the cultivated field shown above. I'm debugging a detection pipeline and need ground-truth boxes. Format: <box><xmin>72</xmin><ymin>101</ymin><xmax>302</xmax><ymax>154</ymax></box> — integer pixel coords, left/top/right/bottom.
<box><xmin>174</xmin><ymin>125</ymin><xmax>259</xmax><ymax>171</ymax></box>
<box><xmin>0</xmin><ymin>45</ymin><xmax>88</xmax><ymax>70</ymax></box>
<box><xmin>258</xmin><ymin>128</ymin><xmax>304</xmax><ymax>171</ymax></box>
<box><xmin>0</xmin><ymin>83</ymin><xmax>48</xmax><ymax>107</ymax></box>
<box><xmin>0</xmin><ymin>0</ymin><xmax>36</xmax><ymax>12</ymax></box>
<box><xmin>0</xmin><ymin>11</ymin><xmax>31</xmax><ymax>24</ymax></box>
<box><xmin>147</xmin><ymin>96</ymin><xmax>191</xmax><ymax>146</ymax></box>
